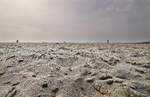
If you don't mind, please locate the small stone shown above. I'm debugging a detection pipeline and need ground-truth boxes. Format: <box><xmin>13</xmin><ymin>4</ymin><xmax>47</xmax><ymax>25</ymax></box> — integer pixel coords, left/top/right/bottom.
<box><xmin>64</xmin><ymin>73</ymin><xmax>68</xmax><ymax>75</ymax></box>
<box><xmin>131</xmin><ymin>62</ymin><xmax>142</xmax><ymax>66</ymax></box>
<box><xmin>99</xmin><ymin>74</ymin><xmax>112</xmax><ymax>80</ymax></box>
<box><xmin>12</xmin><ymin>82</ymin><xmax>20</xmax><ymax>86</ymax></box>
<box><xmin>0</xmin><ymin>71</ymin><xmax>5</xmax><ymax>76</ymax></box>
<box><xmin>98</xmin><ymin>48</ymin><xmax>103</xmax><ymax>50</ymax></box>
<box><xmin>56</xmin><ymin>67</ymin><xmax>60</xmax><ymax>71</ymax></box>
<box><xmin>81</xmin><ymin>70</ymin><xmax>91</xmax><ymax>76</ymax></box>
<box><xmin>85</xmin><ymin>77</ymin><xmax>95</xmax><ymax>83</ymax></box>
<box><xmin>37</xmin><ymin>95</ymin><xmax>41</xmax><ymax>97</ymax></box>
<box><xmin>106</xmin><ymin>79</ymin><xmax>113</xmax><ymax>85</ymax></box>
<box><xmin>68</xmin><ymin>68</ymin><xmax>72</xmax><ymax>71</ymax></box>
<box><xmin>18</xmin><ymin>59</ymin><xmax>23</xmax><ymax>63</ymax></box>
<box><xmin>135</xmin><ymin>69</ymin><xmax>144</xmax><ymax>74</ymax></box>
<box><xmin>52</xmin><ymin>88</ymin><xmax>59</xmax><ymax>93</ymax></box>
<box><xmin>6</xmin><ymin>66</ymin><xmax>14</xmax><ymax>68</ymax></box>
<box><xmin>50</xmin><ymin>57</ymin><xmax>53</xmax><ymax>60</ymax></box>
<box><xmin>114</xmin><ymin>79</ymin><xmax>123</xmax><ymax>83</ymax></box>
<box><xmin>32</xmin><ymin>75</ymin><xmax>36</xmax><ymax>78</ymax></box>
<box><xmin>76</xmin><ymin>52</ymin><xmax>80</xmax><ymax>55</ymax></box>
<box><xmin>144</xmin><ymin>63</ymin><xmax>150</xmax><ymax>68</ymax></box>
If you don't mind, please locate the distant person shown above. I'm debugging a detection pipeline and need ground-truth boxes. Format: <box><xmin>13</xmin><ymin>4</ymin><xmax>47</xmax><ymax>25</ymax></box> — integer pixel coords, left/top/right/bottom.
<box><xmin>107</xmin><ymin>40</ymin><xmax>109</xmax><ymax>44</ymax></box>
<box><xmin>16</xmin><ymin>40</ymin><xmax>19</xmax><ymax>43</ymax></box>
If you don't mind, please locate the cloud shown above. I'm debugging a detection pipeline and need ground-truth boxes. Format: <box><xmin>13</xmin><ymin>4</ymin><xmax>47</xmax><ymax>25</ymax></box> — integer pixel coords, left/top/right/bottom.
<box><xmin>0</xmin><ymin>0</ymin><xmax>150</xmax><ymax>42</ymax></box>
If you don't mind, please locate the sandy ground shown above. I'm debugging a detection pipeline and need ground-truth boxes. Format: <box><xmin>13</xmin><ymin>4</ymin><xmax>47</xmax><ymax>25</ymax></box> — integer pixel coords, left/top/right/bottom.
<box><xmin>0</xmin><ymin>43</ymin><xmax>150</xmax><ymax>97</ymax></box>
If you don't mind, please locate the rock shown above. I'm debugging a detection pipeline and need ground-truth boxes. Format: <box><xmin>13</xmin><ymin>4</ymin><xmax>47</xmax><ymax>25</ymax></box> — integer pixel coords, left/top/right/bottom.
<box><xmin>75</xmin><ymin>52</ymin><xmax>80</xmax><ymax>55</ymax></box>
<box><xmin>0</xmin><ymin>71</ymin><xmax>5</xmax><ymax>76</ymax></box>
<box><xmin>144</xmin><ymin>63</ymin><xmax>150</xmax><ymax>68</ymax></box>
<box><xmin>56</xmin><ymin>67</ymin><xmax>60</xmax><ymax>71</ymax></box>
<box><xmin>114</xmin><ymin>78</ymin><xmax>124</xmax><ymax>83</ymax></box>
<box><xmin>83</xmin><ymin>64</ymin><xmax>91</xmax><ymax>68</ymax></box>
<box><xmin>98</xmin><ymin>74</ymin><xmax>112</xmax><ymax>80</ymax></box>
<box><xmin>100</xmin><ymin>57</ymin><xmax>119</xmax><ymax>66</ymax></box>
<box><xmin>6</xmin><ymin>65</ymin><xmax>14</xmax><ymax>68</ymax></box>
<box><xmin>131</xmin><ymin>62</ymin><xmax>142</xmax><ymax>66</ymax></box>
<box><xmin>109</xmin><ymin>58</ymin><xmax>120</xmax><ymax>66</ymax></box>
<box><xmin>32</xmin><ymin>74</ymin><xmax>36</xmax><ymax>78</ymax></box>
<box><xmin>12</xmin><ymin>82</ymin><xmax>20</xmax><ymax>86</ymax></box>
<box><xmin>18</xmin><ymin>59</ymin><xmax>24</xmax><ymax>63</ymax></box>
<box><xmin>68</xmin><ymin>67</ymin><xmax>72</xmax><ymax>71</ymax></box>
<box><xmin>135</xmin><ymin>69</ymin><xmax>145</xmax><ymax>74</ymax></box>
<box><xmin>81</xmin><ymin>70</ymin><xmax>91</xmax><ymax>76</ymax></box>
<box><xmin>98</xmin><ymin>48</ymin><xmax>103</xmax><ymax>50</ymax></box>
<box><xmin>106</xmin><ymin>79</ymin><xmax>113</xmax><ymax>85</ymax></box>
<box><xmin>52</xmin><ymin>87</ymin><xmax>59</xmax><ymax>93</ymax></box>
<box><xmin>50</xmin><ymin>57</ymin><xmax>54</xmax><ymax>60</ymax></box>
<box><xmin>145</xmin><ymin>76</ymin><xmax>150</xmax><ymax>80</ymax></box>
<box><xmin>64</xmin><ymin>72</ymin><xmax>68</xmax><ymax>75</ymax></box>
<box><xmin>85</xmin><ymin>77</ymin><xmax>95</xmax><ymax>83</ymax></box>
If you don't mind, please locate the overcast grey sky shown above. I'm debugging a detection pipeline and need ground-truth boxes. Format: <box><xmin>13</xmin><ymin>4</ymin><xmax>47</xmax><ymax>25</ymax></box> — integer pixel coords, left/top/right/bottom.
<box><xmin>0</xmin><ymin>0</ymin><xmax>150</xmax><ymax>42</ymax></box>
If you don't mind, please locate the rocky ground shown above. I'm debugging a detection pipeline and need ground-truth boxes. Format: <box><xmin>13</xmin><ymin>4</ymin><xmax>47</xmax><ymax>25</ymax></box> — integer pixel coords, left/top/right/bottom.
<box><xmin>0</xmin><ymin>42</ymin><xmax>150</xmax><ymax>97</ymax></box>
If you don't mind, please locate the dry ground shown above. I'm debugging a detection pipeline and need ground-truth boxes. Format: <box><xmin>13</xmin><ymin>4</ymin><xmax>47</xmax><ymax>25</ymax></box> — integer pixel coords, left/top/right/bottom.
<box><xmin>0</xmin><ymin>43</ymin><xmax>150</xmax><ymax>97</ymax></box>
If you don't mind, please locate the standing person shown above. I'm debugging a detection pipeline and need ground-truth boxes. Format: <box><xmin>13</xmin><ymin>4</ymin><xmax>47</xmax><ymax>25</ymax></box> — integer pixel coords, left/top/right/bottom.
<box><xmin>16</xmin><ymin>40</ymin><xmax>19</xmax><ymax>43</ymax></box>
<box><xmin>107</xmin><ymin>40</ymin><xmax>109</xmax><ymax>44</ymax></box>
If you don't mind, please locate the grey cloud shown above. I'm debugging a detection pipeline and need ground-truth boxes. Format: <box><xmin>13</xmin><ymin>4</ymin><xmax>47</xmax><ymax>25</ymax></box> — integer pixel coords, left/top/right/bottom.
<box><xmin>0</xmin><ymin>0</ymin><xmax>150</xmax><ymax>42</ymax></box>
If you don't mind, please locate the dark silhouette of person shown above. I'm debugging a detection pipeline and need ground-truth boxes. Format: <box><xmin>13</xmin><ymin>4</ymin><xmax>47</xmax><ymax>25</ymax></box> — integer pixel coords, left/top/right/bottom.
<box><xmin>16</xmin><ymin>40</ymin><xmax>19</xmax><ymax>43</ymax></box>
<box><xmin>107</xmin><ymin>40</ymin><xmax>109</xmax><ymax>44</ymax></box>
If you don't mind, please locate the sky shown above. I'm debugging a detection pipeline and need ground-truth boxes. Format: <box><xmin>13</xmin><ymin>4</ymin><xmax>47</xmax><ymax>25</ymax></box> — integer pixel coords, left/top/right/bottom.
<box><xmin>0</xmin><ymin>0</ymin><xmax>150</xmax><ymax>42</ymax></box>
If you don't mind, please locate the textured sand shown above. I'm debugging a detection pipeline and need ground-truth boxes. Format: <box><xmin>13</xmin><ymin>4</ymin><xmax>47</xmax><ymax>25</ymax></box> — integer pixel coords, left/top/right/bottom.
<box><xmin>0</xmin><ymin>43</ymin><xmax>150</xmax><ymax>97</ymax></box>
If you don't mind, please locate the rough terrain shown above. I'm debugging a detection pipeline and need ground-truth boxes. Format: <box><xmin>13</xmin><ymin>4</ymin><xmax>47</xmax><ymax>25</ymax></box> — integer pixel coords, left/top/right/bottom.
<box><xmin>0</xmin><ymin>43</ymin><xmax>150</xmax><ymax>97</ymax></box>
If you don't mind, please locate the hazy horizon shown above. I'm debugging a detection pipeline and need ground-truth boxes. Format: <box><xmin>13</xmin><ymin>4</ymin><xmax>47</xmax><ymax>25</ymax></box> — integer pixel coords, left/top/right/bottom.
<box><xmin>0</xmin><ymin>0</ymin><xmax>150</xmax><ymax>42</ymax></box>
